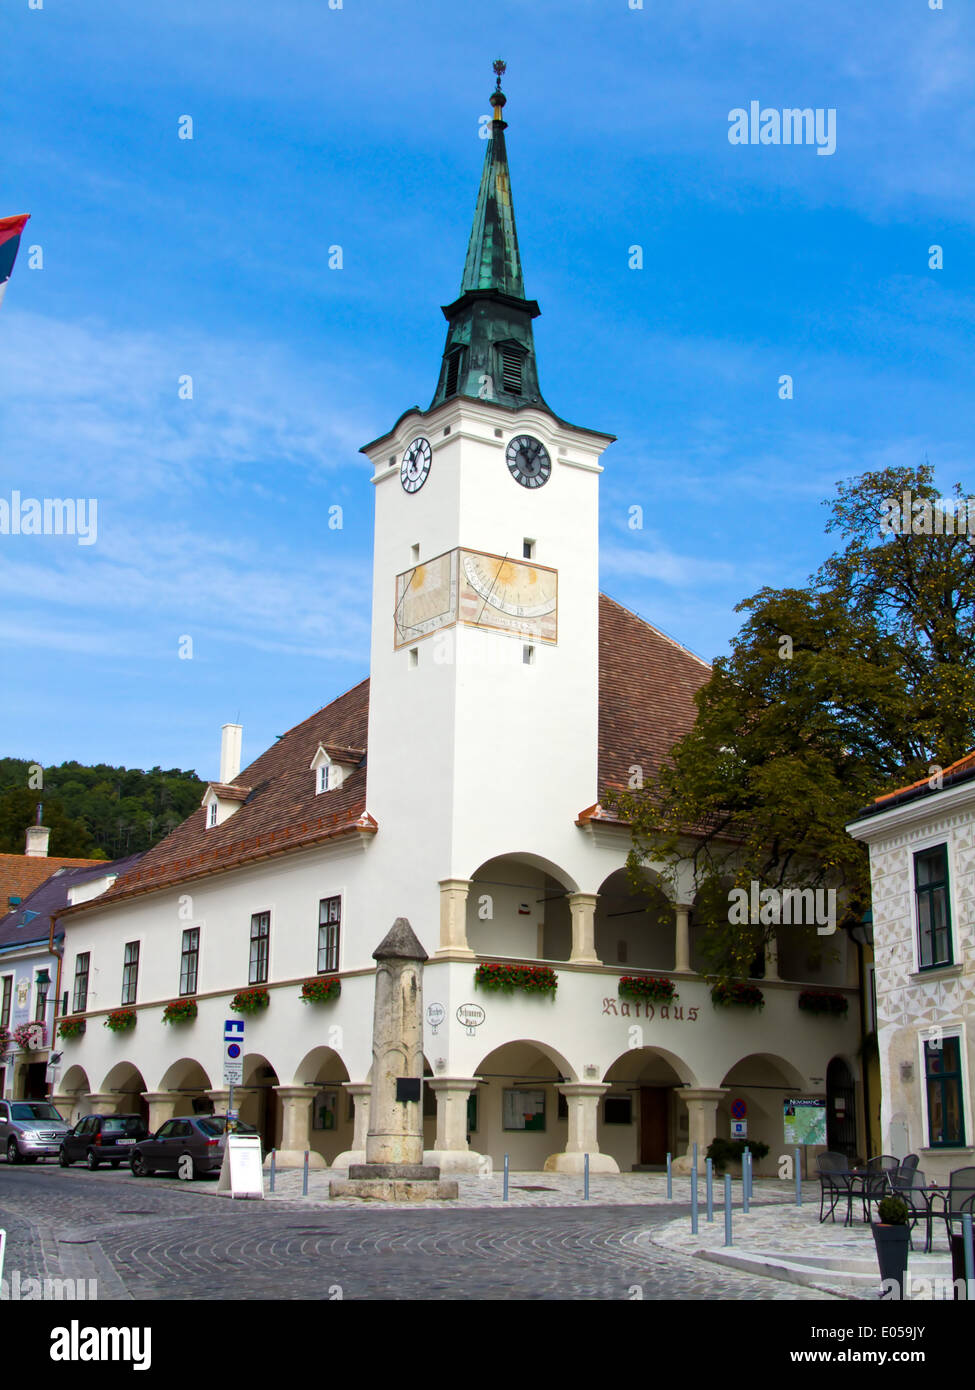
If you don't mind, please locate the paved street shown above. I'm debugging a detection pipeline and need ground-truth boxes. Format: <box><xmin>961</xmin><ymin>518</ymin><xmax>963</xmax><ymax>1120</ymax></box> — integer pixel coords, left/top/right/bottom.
<box><xmin>0</xmin><ymin>1165</ymin><xmax>838</xmax><ymax>1301</ymax></box>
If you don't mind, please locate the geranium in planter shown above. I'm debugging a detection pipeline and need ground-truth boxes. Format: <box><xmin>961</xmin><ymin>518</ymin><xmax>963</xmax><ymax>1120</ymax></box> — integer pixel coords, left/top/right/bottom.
<box><xmin>162</xmin><ymin>999</ymin><xmax>198</xmax><ymax>1025</ymax></box>
<box><xmin>58</xmin><ymin>1016</ymin><xmax>86</xmax><ymax>1040</ymax></box>
<box><xmin>104</xmin><ymin>1008</ymin><xmax>136</xmax><ymax>1033</ymax></box>
<box><xmin>618</xmin><ymin>975</ymin><xmax>678</xmax><ymax>1003</ymax></box>
<box><xmin>711</xmin><ymin>981</ymin><xmax>765</xmax><ymax>1010</ymax></box>
<box><xmin>872</xmin><ymin>1195</ymin><xmax>911</xmax><ymax>1298</ymax></box>
<box><xmin>230</xmin><ymin>986</ymin><xmax>270</xmax><ymax>1015</ymax></box>
<box><xmin>13</xmin><ymin>1022</ymin><xmax>46</xmax><ymax>1050</ymax></box>
<box><xmin>300</xmin><ymin>977</ymin><xmax>341</xmax><ymax>1005</ymax></box>
<box><xmin>798</xmin><ymin>990</ymin><xmax>849</xmax><ymax>1017</ymax></box>
<box><xmin>474</xmin><ymin>963</ymin><xmax>558</xmax><ymax>996</ymax></box>
<box><xmin>0</xmin><ymin>1027</ymin><xmax>9</xmax><ymax>1051</ymax></box>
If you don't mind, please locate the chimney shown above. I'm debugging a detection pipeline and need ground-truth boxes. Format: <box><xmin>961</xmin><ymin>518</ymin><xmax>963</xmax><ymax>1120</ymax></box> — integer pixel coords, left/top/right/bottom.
<box><xmin>25</xmin><ymin>805</ymin><xmax>50</xmax><ymax>858</ymax></box>
<box><xmin>220</xmin><ymin>723</ymin><xmax>243</xmax><ymax>784</ymax></box>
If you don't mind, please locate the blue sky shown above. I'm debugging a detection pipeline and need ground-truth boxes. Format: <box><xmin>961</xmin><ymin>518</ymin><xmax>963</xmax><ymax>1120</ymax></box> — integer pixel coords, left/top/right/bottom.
<box><xmin>1</xmin><ymin>0</ymin><xmax>973</xmax><ymax>779</ymax></box>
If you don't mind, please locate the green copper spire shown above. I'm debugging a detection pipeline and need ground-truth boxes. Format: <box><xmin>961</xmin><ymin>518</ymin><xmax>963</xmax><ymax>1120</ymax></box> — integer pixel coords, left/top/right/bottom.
<box><xmin>460</xmin><ymin>62</ymin><xmax>525</xmax><ymax>299</ymax></box>
<box><xmin>431</xmin><ymin>61</ymin><xmax>548</xmax><ymax>413</ymax></box>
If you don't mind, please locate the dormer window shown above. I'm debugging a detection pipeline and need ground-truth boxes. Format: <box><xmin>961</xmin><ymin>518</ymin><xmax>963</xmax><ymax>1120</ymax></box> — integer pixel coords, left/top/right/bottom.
<box><xmin>310</xmin><ymin>742</ymin><xmax>364</xmax><ymax>796</ymax></box>
<box><xmin>202</xmin><ymin>781</ymin><xmax>250</xmax><ymax>829</ymax></box>
<box><xmin>208</xmin><ymin>802</ymin><xmax>218</xmax><ymax>828</ymax></box>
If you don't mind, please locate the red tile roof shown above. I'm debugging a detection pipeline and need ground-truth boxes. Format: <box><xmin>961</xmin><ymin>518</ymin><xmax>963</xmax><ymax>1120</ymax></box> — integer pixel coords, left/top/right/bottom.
<box><xmin>873</xmin><ymin>748</ymin><xmax>975</xmax><ymax>805</ymax></box>
<box><xmin>69</xmin><ymin>599</ymin><xmax>711</xmax><ymax>909</ymax></box>
<box><xmin>0</xmin><ymin>855</ymin><xmax>108</xmax><ymax>912</ymax></box>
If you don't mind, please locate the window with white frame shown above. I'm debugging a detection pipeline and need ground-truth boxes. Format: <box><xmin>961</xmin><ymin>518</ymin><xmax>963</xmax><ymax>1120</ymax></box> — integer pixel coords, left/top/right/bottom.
<box><xmin>121</xmin><ymin>941</ymin><xmax>140</xmax><ymax>1005</ymax></box>
<box><xmin>180</xmin><ymin>928</ymin><xmax>200</xmax><ymax>996</ymax></box>
<box><xmin>922</xmin><ymin>1031</ymin><xmax>966</xmax><ymax>1147</ymax></box>
<box><xmin>318</xmin><ymin>897</ymin><xmax>341</xmax><ymax>974</ymax></box>
<box><xmin>208</xmin><ymin>801</ymin><xmax>218</xmax><ymax>828</ymax></box>
<box><xmin>0</xmin><ymin>975</ymin><xmax>11</xmax><ymax>1028</ymax></box>
<box><xmin>913</xmin><ymin>843</ymin><xmax>952</xmax><ymax>969</ymax></box>
<box><xmin>72</xmin><ymin>954</ymin><xmax>90</xmax><ymax>1014</ymax></box>
<box><xmin>249</xmin><ymin>911</ymin><xmax>270</xmax><ymax>984</ymax></box>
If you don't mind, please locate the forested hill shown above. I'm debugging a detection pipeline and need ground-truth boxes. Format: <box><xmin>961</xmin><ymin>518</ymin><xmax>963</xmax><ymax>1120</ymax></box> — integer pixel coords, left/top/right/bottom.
<box><xmin>0</xmin><ymin>758</ymin><xmax>205</xmax><ymax>859</ymax></box>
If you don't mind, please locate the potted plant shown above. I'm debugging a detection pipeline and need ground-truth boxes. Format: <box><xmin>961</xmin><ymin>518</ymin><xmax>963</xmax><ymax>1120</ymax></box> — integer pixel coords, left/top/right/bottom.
<box><xmin>230</xmin><ymin>986</ymin><xmax>270</xmax><ymax>1015</ymax></box>
<box><xmin>300</xmin><ymin>977</ymin><xmax>341</xmax><ymax>1004</ymax></box>
<box><xmin>706</xmin><ymin>1137</ymin><xmax>771</xmax><ymax>1174</ymax></box>
<box><xmin>618</xmin><ymin>975</ymin><xmax>678</xmax><ymax>1003</ymax></box>
<box><xmin>473</xmin><ymin>963</ymin><xmax>558</xmax><ymax>996</ymax></box>
<box><xmin>710</xmin><ymin>980</ymin><xmax>765</xmax><ymax>1010</ymax></box>
<box><xmin>58</xmin><ymin>1016</ymin><xmax>86</xmax><ymax>1040</ymax></box>
<box><xmin>798</xmin><ymin>990</ymin><xmax>849</xmax><ymax>1017</ymax></box>
<box><xmin>104</xmin><ymin>1008</ymin><xmax>136</xmax><ymax>1033</ymax></box>
<box><xmin>161</xmin><ymin>999</ymin><xmax>198</xmax><ymax>1025</ymax></box>
<box><xmin>13</xmin><ymin>1022</ymin><xmax>46</xmax><ymax>1050</ymax></box>
<box><xmin>872</xmin><ymin>1195</ymin><xmax>911</xmax><ymax>1298</ymax></box>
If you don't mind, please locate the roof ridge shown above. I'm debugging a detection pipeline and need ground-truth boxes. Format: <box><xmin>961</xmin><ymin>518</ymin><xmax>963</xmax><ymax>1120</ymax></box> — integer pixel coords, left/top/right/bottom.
<box><xmin>236</xmin><ymin>675</ymin><xmax>370</xmax><ymax>777</ymax></box>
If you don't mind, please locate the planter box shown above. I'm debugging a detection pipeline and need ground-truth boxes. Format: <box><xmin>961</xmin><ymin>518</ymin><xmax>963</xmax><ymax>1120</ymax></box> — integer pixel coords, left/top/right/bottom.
<box><xmin>872</xmin><ymin>1222</ymin><xmax>910</xmax><ymax>1296</ymax></box>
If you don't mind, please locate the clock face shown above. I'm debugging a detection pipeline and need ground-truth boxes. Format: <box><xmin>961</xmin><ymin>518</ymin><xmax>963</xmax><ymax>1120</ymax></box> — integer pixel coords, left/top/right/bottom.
<box><xmin>400</xmin><ymin>436</ymin><xmax>432</xmax><ymax>493</ymax></box>
<box><xmin>506</xmin><ymin>435</ymin><xmax>551</xmax><ymax>489</ymax></box>
<box><xmin>459</xmin><ymin>549</ymin><xmax>558</xmax><ymax>642</ymax></box>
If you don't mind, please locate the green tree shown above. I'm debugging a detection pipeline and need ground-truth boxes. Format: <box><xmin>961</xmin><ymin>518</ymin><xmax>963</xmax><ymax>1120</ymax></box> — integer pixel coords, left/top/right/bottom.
<box><xmin>611</xmin><ymin>462</ymin><xmax>975</xmax><ymax>979</ymax></box>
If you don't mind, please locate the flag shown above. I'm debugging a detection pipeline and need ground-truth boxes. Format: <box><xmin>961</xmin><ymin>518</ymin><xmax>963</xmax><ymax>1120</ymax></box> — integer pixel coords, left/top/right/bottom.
<box><xmin>0</xmin><ymin>214</ymin><xmax>31</xmax><ymax>309</ymax></box>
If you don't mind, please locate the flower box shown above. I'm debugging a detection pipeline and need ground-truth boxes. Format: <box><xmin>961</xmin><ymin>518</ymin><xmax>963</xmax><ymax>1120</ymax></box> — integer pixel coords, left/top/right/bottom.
<box><xmin>618</xmin><ymin>975</ymin><xmax>678</xmax><ymax>1003</ymax></box>
<box><xmin>797</xmin><ymin>990</ymin><xmax>849</xmax><ymax>1017</ymax></box>
<box><xmin>300</xmin><ymin>977</ymin><xmax>341</xmax><ymax>1005</ymax></box>
<box><xmin>162</xmin><ymin>999</ymin><xmax>198</xmax><ymax>1025</ymax></box>
<box><xmin>710</xmin><ymin>981</ymin><xmax>764</xmax><ymax>1011</ymax></box>
<box><xmin>57</xmin><ymin>1017</ymin><xmax>87</xmax><ymax>1040</ymax></box>
<box><xmin>230</xmin><ymin>986</ymin><xmax>270</xmax><ymax>1015</ymax></box>
<box><xmin>13</xmin><ymin>1022</ymin><xmax>46</xmax><ymax>1050</ymax></box>
<box><xmin>104</xmin><ymin>1008</ymin><xmax>136</xmax><ymax>1033</ymax></box>
<box><xmin>474</xmin><ymin>964</ymin><xmax>558</xmax><ymax>996</ymax></box>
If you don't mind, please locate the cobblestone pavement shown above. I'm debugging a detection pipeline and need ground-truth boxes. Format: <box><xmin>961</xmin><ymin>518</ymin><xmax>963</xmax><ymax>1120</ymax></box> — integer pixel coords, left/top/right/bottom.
<box><xmin>0</xmin><ymin>1164</ymin><xmax>840</xmax><ymax>1301</ymax></box>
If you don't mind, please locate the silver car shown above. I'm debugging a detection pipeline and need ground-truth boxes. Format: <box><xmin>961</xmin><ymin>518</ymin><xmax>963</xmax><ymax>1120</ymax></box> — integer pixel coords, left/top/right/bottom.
<box><xmin>0</xmin><ymin>1099</ymin><xmax>71</xmax><ymax>1163</ymax></box>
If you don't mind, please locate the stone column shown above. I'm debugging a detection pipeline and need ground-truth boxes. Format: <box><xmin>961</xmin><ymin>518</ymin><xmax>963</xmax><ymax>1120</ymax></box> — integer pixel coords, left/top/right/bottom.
<box><xmin>764</xmin><ymin>930</ymin><xmax>780</xmax><ymax>982</ymax></box>
<box><xmin>141</xmin><ymin>1091</ymin><xmax>182</xmax><ymax>1131</ymax></box>
<box><xmin>271</xmin><ymin>1085</ymin><xmax>326</xmax><ymax>1169</ymax></box>
<box><xmin>332</xmin><ymin>1082</ymin><xmax>370</xmax><ymax>1168</ymax></box>
<box><xmin>568</xmin><ymin>893</ymin><xmax>601</xmax><ymax>965</ymax></box>
<box><xmin>544</xmin><ymin>1083</ymin><xmax>619</xmax><ymax>1175</ymax></box>
<box><xmin>425</xmin><ymin>1077</ymin><xmax>490</xmax><ymax>1175</ymax></box>
<box><xmin>674</xmin><ymin>904</ymin><xmax>692</xmax><ymax>973</ymax></box>
<box><xmin>50</xmin><ymin>1092</ymin><xmax>85</xmax><ymax>1126</ymax></box>
<box><xmin>360</xmin><ymin>918</ymin><xmax>430</xmax><ymax>1172</ymax></box>
<box><xmin>206</xmin><ymin>1087</ymin><xmax>259</xmax><ymax>1122</ymax></box>
<box><xmin>85</xmin><ymin>1092</ymin><xmax>122</xmax><ymax>1114</ymax></box>
<box><xmin>436</xmin><ymin>878</ymin><xmax>475</xmax><ymax>957</ymax></box>
<box><xmin>672</xmin><ymin>1087</ymin><xmax>728</xmax><ymax>1174</ymax></box>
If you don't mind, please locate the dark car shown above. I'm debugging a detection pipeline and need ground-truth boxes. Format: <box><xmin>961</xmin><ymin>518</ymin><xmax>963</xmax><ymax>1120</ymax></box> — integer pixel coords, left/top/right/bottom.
<box><xmin>129</xmin><ymin>1115</ymin><xmax>259</xmax><ymax>1180</ymax></box>
<box><xmin>59</xmin><ymin>1113</ymin><xmax>148</xmax><ymax>1169</ymax></box>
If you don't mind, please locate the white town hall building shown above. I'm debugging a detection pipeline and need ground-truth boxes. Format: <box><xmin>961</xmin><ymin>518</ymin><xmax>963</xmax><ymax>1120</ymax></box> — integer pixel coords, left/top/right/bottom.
<box><xmin>53</xmin><ymin>77</ymin><xmax>860</xmax><ymax>1177</ymax></box>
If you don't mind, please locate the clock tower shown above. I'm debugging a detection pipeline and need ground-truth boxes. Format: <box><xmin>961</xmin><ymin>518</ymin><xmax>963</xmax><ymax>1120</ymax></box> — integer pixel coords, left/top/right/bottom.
<box><xmin>361</xmin><ymin>65</ymin><xmax>615</xmax><ymax>940</ymax></box>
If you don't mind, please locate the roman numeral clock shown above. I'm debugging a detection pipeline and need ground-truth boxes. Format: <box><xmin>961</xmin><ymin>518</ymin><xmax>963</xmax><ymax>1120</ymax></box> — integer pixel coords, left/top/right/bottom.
<box><xmin>393</xmin><ymin>433</ymin><xmax>558</xmax><ymax>649</ymax></box>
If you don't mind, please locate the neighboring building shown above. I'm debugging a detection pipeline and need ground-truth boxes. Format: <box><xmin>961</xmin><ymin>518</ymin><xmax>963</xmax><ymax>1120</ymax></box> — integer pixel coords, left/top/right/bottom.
<box><xmin>847</xmin><ymin>752</ymin><xmax>975</xmax><ymax>1183</ymax></box>
<box><xmin>0</xmin><ymin>815</ymin><xmax>106</xmax><ymax>916</ymax></box>
<box><xmin>54</xmin><ymin>80</ymin><xmax>861</xmax><ymax>1174</ymax></box>
<box><xmin>0</xmin><ymin>854</ymin><xmax>141</xmax><ymax>1101</ymax></box>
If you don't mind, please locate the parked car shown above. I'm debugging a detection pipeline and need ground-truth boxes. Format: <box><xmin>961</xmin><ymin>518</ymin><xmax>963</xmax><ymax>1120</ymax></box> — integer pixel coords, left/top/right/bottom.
<box><xmin>129</xmin><ymin>1115</ymin><xmax>260</xmax><ymax>1179</ymax></box>
<box><xmin>0</xmin><ymin>1099</ymin><xmax>71</xmax><ymax>1164</ymax></box>
<box><xmin>59</xmin><ymin>1113</ymin><xmax>149</xmax><ymax>1169</ymax></box>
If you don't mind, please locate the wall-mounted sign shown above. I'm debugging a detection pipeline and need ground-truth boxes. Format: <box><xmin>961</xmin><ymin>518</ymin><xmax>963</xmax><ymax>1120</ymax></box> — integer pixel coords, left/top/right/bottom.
<box><xmin>601</xmin><ymin>998</ymin><xmax>700</xmax><ymax>1021</ymax></box>
<box><xmin>456</xmin><ymin>1003</ymin><xmax>485</xmax><ymax>1036</ymax></box>
<box><xmin>731</xmin><ymin>1098</ymin><xmax>747</xmax><ymax>1120</ymax></box>
<box><xmin>783</xmin><ymin>1098</ymin><xmax>827</xmax><ymax>1147</ymax></box>
<box><xmin>731</xmin><ymin>1119</ymin><xmax>748</xmax><ymax>1139</ymax></box>
<box><xmin>426</xmin><ymin>1003</ymin><xmax>446</xmax><ymax>1035</ymax></box>
<box><xmin>503</xmin><ymin>1088</ymin><xmax>546</xmax><ymax>1132</ymax></box>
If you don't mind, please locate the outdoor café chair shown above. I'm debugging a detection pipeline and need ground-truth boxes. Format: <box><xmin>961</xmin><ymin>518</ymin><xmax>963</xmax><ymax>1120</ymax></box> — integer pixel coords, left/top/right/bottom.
<box><xmin>817</xmin><ymin>1151</ymin><xmax>852</xmax><ymax>1223</ymax></box>
<box><xmin>935</xmin><ymin>1166</ymin><xmax>975</xmax><ymax>1245</ymax></box>
<box><xmin>859</xmin><ymin>1155</ymin><xmax>901</xmax><ymax>1223</ymax></box>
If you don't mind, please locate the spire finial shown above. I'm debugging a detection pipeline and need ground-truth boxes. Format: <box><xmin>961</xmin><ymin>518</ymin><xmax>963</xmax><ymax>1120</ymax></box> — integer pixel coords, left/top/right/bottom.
<box><xmin>491</xmin><ymin>58</ymin><xmax>507</xmax><ymax>120</ymax></box>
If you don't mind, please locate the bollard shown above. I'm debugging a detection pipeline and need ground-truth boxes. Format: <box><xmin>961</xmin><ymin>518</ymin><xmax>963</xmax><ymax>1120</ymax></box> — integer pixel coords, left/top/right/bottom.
<box><xmin>584</xmin><ymin>1152</ymin><xmax>590</xmax><ymax>1201</ymax></box>
<box><xmin>964</xmin><ymin>1213</ymin><xmax>974</xmax><ymax>1300</ymax></box>
<box><xmin>724</xmin><ymin>1173</ymin><xmax>733</xmax><ymax>1247</ymax></box>
<box><xmin>742</xmin><ymin>1152</ymin><xmax>750</xmax><ymax>1214</ymax></box>
<box><xmin>302</xmin><ymin>1150</ymin><xmax>309</xmax><ymax>1197</ymax></box>
<box><xmin>795</xmin><ymin>1146</ymin><xmax>802</xmax><ymax>1207</ymax></box>
<box><xmin>666</xmin><ymin>1151</ymin><xmax>672</xmax><ymax>1200</ymax></box>
<box><xmin>691</xmin><ymin>1164</ymin><xmax>699</xmax><ymax>1235</ymax></box>
<box><xmin>269</xmin><ymin>1150</ymin><xmax>276</xmax><ymax>1192</ymax></box>
<box><xmin>706</xmin><ymin>1157</ymin><xmax>714</xmax><ymax>1222</ymax></box>
<box><xmin>503</xmin><ymin>1152</ymin><xmax>509</xmax><ymax>1202</ymax></box>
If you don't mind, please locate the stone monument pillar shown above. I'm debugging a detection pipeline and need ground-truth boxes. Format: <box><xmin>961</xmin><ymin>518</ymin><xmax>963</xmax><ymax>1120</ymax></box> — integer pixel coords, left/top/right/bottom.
<box><xmin>329</xmin><ymin>918</ymin><xmax>458</xmax><ymax>1201</ymax></box>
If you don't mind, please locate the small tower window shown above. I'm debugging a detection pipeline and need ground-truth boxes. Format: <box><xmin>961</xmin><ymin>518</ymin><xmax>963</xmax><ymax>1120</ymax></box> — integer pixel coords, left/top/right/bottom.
<box><xmin>409</xmin><ymin>647</ymin><xmax>419</xmax><ymax>668</ymax></box>
<box><xmin>523</xmin><ymin>644</ymin><xmax>535</xmax><ymax>665</ymax></box>
<box><xmin>523</xmin><ymin>538</ymin><xmax>535</xmax><ymax>559</ymax></box>
<box><xmin>444</xmin><ymin>349</ymin><xmax>464</xmax><ymax>397</ymax></box>
<box><xmin>500</xmin><ymin>347</ymin><xmax>523</xmax><ymax>394</ymax></box>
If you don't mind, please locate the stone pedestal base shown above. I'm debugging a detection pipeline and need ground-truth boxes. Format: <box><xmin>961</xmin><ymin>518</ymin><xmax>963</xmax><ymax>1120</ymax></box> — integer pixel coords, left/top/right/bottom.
<box><xmin>329</xmin><ymin>1178</ymin><xmax>459</xmax><ymax>1202</ymax></box>
<box><xmin>424</xmin><ymin>1149</ymin><xmax>491</xmax><ymax>1176</ymax></box>
<box><xmin>543</xmin><ymin>1151</ymin><xmax>620</xmax><ymax>1176</ymax></box>
<box><xmin>263</xmin><ymin>1149</ymin><xmax>327</xmax><ymax>1171</ymax></box>
<box><xmin>349</xmin><ymin>1162</ymin><xmax>440</xmax><ymax>1180</ymax></box>
<box><xmin>330</xmin><ymin>1150</ymin><xmax>364</xmax><ymax>1169</ymax></box>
